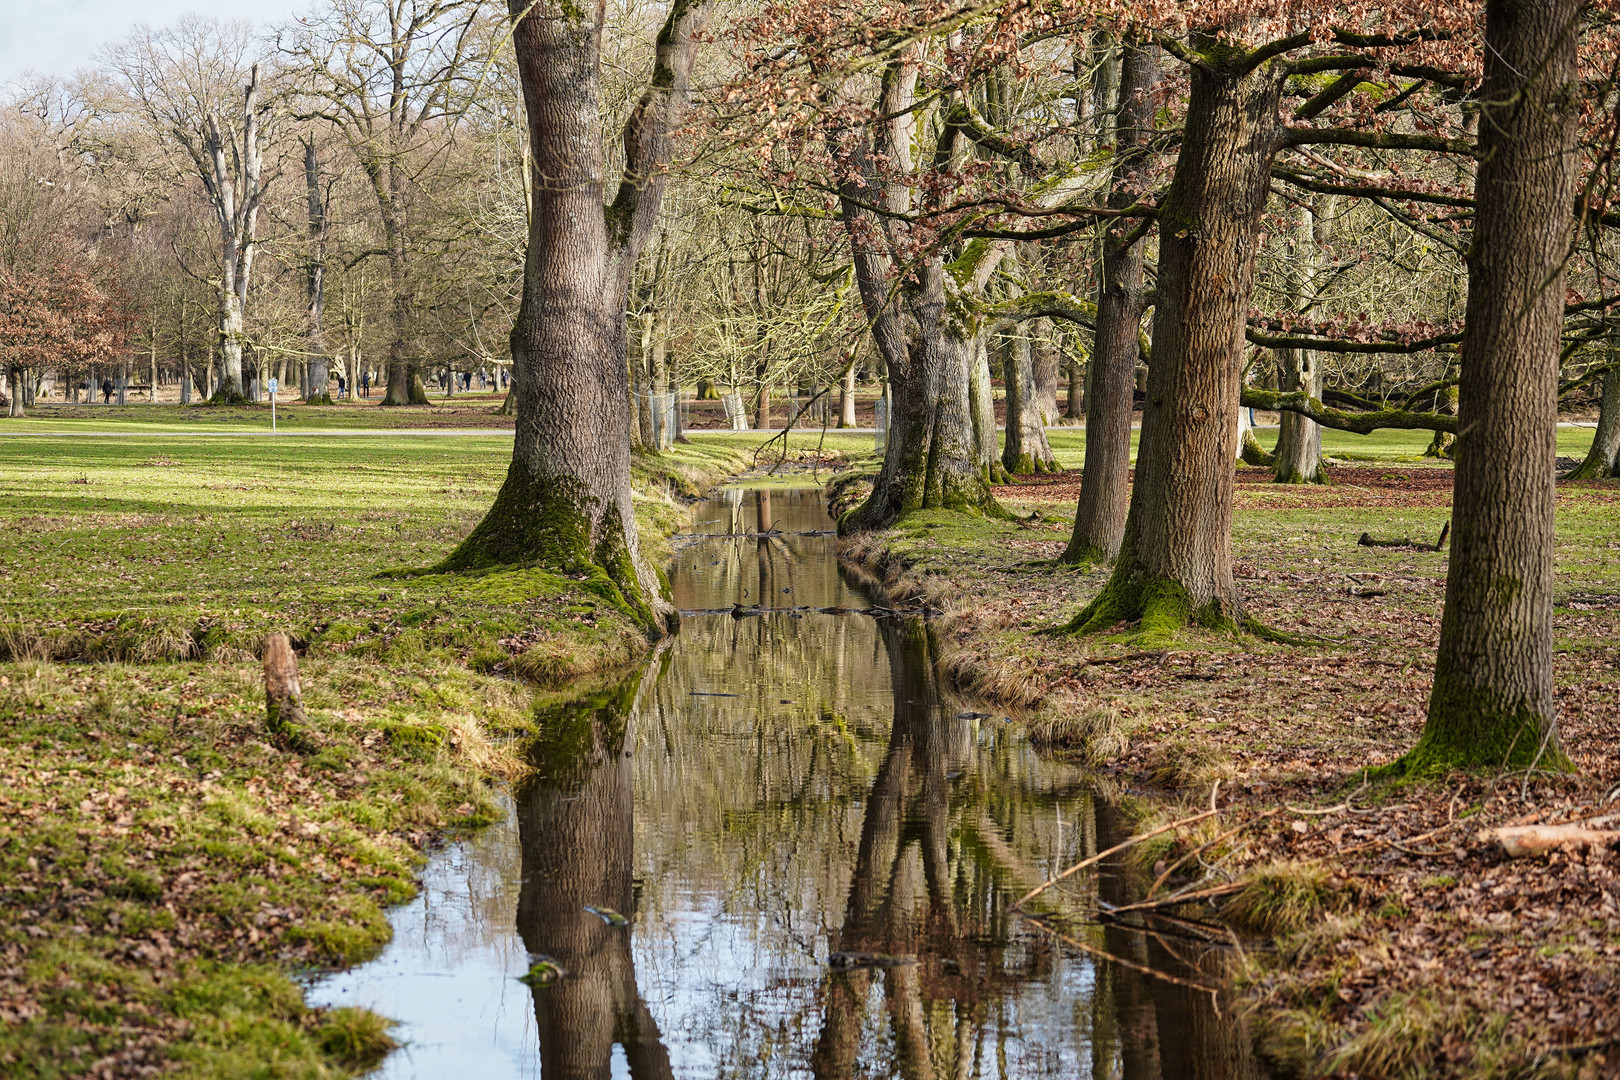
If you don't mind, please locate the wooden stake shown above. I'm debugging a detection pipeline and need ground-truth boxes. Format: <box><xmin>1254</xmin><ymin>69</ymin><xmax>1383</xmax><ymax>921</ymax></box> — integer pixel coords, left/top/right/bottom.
<box><xmin>262</xmin><ymin>633</ymin><xmax>305</xmax><ymax>736</ymax></box>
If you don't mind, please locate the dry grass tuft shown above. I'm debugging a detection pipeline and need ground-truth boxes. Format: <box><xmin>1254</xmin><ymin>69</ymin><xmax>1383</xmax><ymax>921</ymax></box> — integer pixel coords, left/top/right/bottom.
<box><xmin>1144</xmin><ymin>734</ymin><xmax>1235</xmax><ymax>791</ymax></box>
<box><xmin>1025</xmin><ymin>704</ymin><xmax>1129</xmax><ymax>766</ymax></box>
<box><xmin>1222</xmin><ymin>860</ymin><xmax>1348</xmax><ymax>935</ymax></box>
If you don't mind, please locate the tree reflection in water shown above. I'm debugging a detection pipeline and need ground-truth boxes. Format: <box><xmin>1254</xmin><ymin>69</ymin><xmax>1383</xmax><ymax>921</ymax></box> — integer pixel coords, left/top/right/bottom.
<box><xmin>511</xmin><ymin>488</ymin><xmax>1258</xmax><ymax>1079</ymax></box>
<box><xmin>517</xmin><ymin>683</ymin><xmax>674</xmax><ymax>1080</ymax></box>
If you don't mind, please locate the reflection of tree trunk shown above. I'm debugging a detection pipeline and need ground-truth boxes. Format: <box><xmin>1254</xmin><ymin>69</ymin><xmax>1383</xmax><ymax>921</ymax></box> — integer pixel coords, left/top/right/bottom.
<box><xmin>1094</xmin><ymin>799</ymin><xmax>1163</xmax><ymax>1080</ymax></box>
<box><xmin>516</xmin><ymin>691</ymin><xmax>673</xmax><ymax>1080</ymax></box>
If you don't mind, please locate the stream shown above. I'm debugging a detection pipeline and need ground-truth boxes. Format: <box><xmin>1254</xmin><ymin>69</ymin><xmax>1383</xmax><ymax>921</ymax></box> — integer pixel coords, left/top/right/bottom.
<box><xmin>309</xmin><ymin>484</ymin><xmax>1259</xmax><ymax>1078</ymax></box>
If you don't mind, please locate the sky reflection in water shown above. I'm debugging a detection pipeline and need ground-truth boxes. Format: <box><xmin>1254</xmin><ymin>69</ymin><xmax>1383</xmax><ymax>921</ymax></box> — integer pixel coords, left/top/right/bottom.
<box><xmin>310</xmin><ymin>487</ymin><xmax>1256</xmax><ymax>1079</ymax></box>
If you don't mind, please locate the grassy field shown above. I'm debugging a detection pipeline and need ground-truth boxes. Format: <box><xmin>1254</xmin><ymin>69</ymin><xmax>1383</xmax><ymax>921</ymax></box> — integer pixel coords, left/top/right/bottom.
<box><xmin>3</xmin><ymin>415</ymin><xmax>1612</xmax><ymax>1077</ymax></box>
<box><xmin>0</xmin><ymin>427</ymin><xmax>867</xmax><ymax>1078</ymax></box>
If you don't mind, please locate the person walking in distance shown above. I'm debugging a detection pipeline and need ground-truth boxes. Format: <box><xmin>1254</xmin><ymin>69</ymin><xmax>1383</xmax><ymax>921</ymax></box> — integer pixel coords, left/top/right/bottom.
<box><xmin>101</xmin><ymin>377</ymin><xmax>113</xmax><ymax>403</ymax></box>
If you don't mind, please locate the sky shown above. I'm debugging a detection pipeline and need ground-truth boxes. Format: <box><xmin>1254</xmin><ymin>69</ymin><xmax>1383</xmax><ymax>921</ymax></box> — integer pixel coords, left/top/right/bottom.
<box><xmin>0</xmin><ymin>0</ymin><xmax>299</xmax><ymax>83</ymax></box>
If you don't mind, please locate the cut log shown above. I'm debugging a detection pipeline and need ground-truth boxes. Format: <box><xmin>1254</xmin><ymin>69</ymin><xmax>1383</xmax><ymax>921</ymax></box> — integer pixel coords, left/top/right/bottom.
<box><xmin>262</xmin><ymin>632</ymin><xmax>306</xmax><ymax>736</ymax></box>
<box><xmin>1485</xmin><ymin>824</ymin><xmax>1620</xmax><ymax>858</ymax></box>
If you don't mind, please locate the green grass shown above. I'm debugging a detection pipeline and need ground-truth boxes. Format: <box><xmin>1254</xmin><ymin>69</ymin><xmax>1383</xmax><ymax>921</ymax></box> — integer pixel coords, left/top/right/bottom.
<box><xmin>1042</xmin><ymin>424</ymin><xmax>1600</xmax><ymax>469</ymax></box>
<box><xmin>0</xmin><ymin>428</ymin><xmax>819</xmax><ymax>1077</ymax></box>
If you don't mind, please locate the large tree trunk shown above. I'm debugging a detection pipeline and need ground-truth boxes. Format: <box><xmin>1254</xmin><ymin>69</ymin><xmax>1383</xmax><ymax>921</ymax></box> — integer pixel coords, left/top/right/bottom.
<box><xmin>836</xmin><ymin>56</ymin><xmax>1004</xmax><ymax>532</ymax></box>
<box><xmin>446</xmin><ymin>0</ymin><xmax>706</xmax><ymax>636</ymax></box>
<box><xmin>970</xmin><ymin>335</ymin><xmax>1007</xmax><ymax>483</ymax></box>
<box><xmin>1066</xmin><ymin>350</ymin><xmax>1086</xmax><ymax>419</ymax></box>
<box><xmin>303</xmin><ymin>139</ymin><xmax>333</xmax><ymax>405</ymax></box>
<box><xmin>1002</xmin><ymin>324</ymin><xmax>1057</xmax><ymax>475</ymax></box>
<box><xmin>1064</xmin><ymin>39</ymin><xmax>1157</xmax><ymax>564</ymax></box>
<box><xmin>6</xmin><ymin>367</ymin><xmax>22</xmax><ymax>418</ymax></box>
<box><xmin>844</xmin><ymin>259</ymin><xmax>1004</xmax><ymax>531</ymax></box>
<box><xmin>1272</xmin><ymin>201</ymin><xmax>1327</xmax><ymax>483</ymax></box>
<box><xmin>1566</xmin><ymin>364</ymin><xmax>1620</xmax><ymax>479</ymax></box>
<box><xmin>1406</xmin><ymin>0</ymin><xmax>1580</xmax><ymax>774</ymax></box>
<box><xmin>1069</xmin><ymin>38</ymin><xmax>1284</xmax><ymax>638</ymax></box>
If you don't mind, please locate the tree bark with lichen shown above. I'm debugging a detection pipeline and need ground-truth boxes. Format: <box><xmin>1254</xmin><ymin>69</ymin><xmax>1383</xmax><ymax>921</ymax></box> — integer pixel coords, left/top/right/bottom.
<box><xmin>444</xmin><ymin>0</ymin><xmax>708</xmax><ymax>637</ymax></box>
<box><xmin>1063</xmin><ymin>37</ymin><xmax>1157</xmax><ymax>564</ymax></box>
<box><xmin>835</xmin><ymin>51</ymin><xmax>1005</xmax><ymax>532</ymax></box>
<box><xmin>1404</xmin><ymin>0</ymin><xmax>1580</xmax><ymax>774</ymax></box>
<box><xmin>1068</xmin><ymin>35</ymin><xmax>1285</xmax><ymax>640</ymax></box>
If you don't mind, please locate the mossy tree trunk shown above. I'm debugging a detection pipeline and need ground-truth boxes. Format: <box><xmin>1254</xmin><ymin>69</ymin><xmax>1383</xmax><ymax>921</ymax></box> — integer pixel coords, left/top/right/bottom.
<box><xmin>1001</xmin><ymin>324</ymin><xmax>1057</xmax><ymax>475</ymax></box>
<box><xmin>835</xmin><ymin>52</ymin><xmax>1004</xmax><ymax>532</ymax></box>
<box><xmin>446</xmin><ymin>0</ymin><xmax>709</xmax><ymax>636</ymax></box>
<box><xmin>1565</xmin><ymin>365</ymin><xmax>1620</xmax><ymax>479</ymax></box>
<box><xmin>970</xmin><ymin>335</ymin><xmax>1009</xmax><ymax>484</ymax></box>
<box><xmin>1405</xmin><ymin>0</ymin><xmax>1580</xmax><ymax>774</ymax></box>
<box><xmin>1069</xmin><ymin>37</ymin><xmax>1286</xmax><ymax>640</ymax></box>
<box><xmin>1064</xmin><ymin>38</ymin><xmax>1157</xmax><ymax>565</ymax></box>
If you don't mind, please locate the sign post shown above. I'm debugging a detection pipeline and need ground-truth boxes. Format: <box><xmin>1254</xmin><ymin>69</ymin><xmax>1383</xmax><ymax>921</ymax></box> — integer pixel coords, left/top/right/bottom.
<box><xmin>267</xmin><ymin>377</ymin><xmax>278</xmax><ymax>434</ymax></box>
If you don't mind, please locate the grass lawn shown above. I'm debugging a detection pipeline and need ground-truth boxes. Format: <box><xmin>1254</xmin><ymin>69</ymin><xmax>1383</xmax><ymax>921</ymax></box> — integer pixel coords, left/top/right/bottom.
<box><xmin>0</xmin><ymin>427</ymin><xmax>858</xmax><ymax>1078</ymax></box>
<box><xmin>1042</xmin><ymin>423</ymin><xmax>1601</xmax><ymax>469</ymax></box>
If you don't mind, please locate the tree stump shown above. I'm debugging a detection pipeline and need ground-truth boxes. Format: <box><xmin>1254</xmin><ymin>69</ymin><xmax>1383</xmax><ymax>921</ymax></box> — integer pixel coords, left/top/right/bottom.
<box><xmin>262</xmin><ymin>633</ymin><xmax>306</xmax><ymax>736</ymax></box>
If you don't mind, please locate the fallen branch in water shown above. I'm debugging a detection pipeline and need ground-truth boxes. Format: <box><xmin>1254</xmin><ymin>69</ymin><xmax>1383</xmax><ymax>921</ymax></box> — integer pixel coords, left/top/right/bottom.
<box><xmin>1018</xmin><ymin>913</ymin><xmax>1222</xmax><ymax>993</ymax></box>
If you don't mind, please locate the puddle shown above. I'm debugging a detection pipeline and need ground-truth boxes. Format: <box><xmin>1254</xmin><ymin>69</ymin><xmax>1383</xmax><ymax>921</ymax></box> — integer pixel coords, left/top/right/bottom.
<box><xmin>309</xmin><ymin>486</ymin><xmax>1258</xmax><ymax>1077</ymax></box>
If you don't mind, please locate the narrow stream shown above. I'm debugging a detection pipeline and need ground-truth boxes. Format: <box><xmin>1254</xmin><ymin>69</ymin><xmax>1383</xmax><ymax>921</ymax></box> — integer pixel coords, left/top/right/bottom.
<box><xmin>310</xmin><ymin>485</ymin><xmax>1258</xmax><ymax>1078</ymax></box>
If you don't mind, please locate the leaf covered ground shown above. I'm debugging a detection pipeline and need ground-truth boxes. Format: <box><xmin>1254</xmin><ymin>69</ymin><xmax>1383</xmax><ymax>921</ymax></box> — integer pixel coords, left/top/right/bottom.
<box><xmin>840</xmin><ymin>458</ymin><xmax>1620</xmax><ymax>1080</ymax></box>
<box><xmin>0</xmin><ymin>422</ymin><xmax>855</xmax><ymax>1078</ymax></box>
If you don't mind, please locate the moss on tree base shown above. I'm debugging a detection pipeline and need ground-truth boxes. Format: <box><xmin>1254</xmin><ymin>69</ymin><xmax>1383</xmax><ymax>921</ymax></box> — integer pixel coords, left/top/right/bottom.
<box><xmin>435</xmin><ymin>461</ymin><xmax>660</xmax><ymax>630</ymax></box>
<box><xmin>1388</xmin><ymin>680</ymin><xmax>1574</xmax><ymax>777</ymax></box>
<box><xmin>1063</xmin><ymin>572</ymin><xmax>1240</xmax><ymax>647</ymax></box>
<box><xmin>204</xmin><ymin>387</ymin><xmax>252</xmax><ymax>407</ymax></box>
<box><xmin>1240</xmin><ymin>430</ymin><xmax>1276</xmax><ymax>467</ymax></box>
<box><xmin>1273</xmin><ymin>462</ymin><xmax>1331</xmax><ymax>485</ymax></box>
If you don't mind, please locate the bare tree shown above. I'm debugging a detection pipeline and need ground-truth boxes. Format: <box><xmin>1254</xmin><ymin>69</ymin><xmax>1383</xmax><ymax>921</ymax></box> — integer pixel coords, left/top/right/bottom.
<box><xmin>283</xmin><ymin>0</ymin><xmax>486</xmax><ymax>406</ymax></box>
<box><xmin>105</xmin><ymin>18</ymin><xmax>269</xmax><ymax>403</ymax></box>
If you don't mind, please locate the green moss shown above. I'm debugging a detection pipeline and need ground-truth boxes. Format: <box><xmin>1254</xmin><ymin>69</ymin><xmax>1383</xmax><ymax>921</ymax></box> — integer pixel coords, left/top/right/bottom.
<box><xmin>380</xmin><ymin>720</ymin><xmax>446</xmax><ymax>759</ymax></box>
<box><xmin>1392</xmin><ymin>677</ymin><xmax>1573</xmax><ymax>776</ymax></box>
<box><xmin>315</xmin><ymin>1006</ymin><xmax>398</xmax><ymax>1071</ymax></box>
<box><xmin>1224</xmin><ymin>861</ymin><xmax>1349</xmax><ymax>934</ymax></box>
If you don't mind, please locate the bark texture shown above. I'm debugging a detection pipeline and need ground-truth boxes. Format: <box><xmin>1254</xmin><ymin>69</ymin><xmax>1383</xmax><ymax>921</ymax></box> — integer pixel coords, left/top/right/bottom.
<box><xmin>835</xmin><ymin>55</ymin><xmax>1005</xmax><ymax>532</ymax></box>
<box><xmin>261</xmin><ymin>632</ymin><xmax>305</xmax><ymax>737</ymax></box>
<box><xmin>445</xmin><ymin>0</ymin><xmax>708</xmax><ymax>636</ymax></box>
<box><xmin>1566</xmin><ymin>366</ymin><xmax>1620</xmax><ymax>479</ymax></box>
<box><xmin>1064</xmin><ymin>39</ymin><xmax>1156</xmax><ymax>564</ymax></box>
<box><xmin>1070</xmin><ymin>38</ymin><xmax>1285</xmax><ymax>638</ymax></box>
<box><xmin>1001</xmin><ymin>324</ymin><xmax>1057</xmax><ymax>474</ymax></box>
<box><xmin>1408</xmin><ymin>0</ymin><xmax>1580</xmax><ymax>774</ymax></box>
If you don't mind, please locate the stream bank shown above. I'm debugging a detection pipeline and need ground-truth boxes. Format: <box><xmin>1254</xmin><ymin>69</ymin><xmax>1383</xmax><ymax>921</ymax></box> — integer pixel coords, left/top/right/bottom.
<box><xmin>830</xmin><ymin>468</ymin><xmax>1620</xmax><ymax>1078</ymax></box>
<box><xmin>309</xmin><ymin>483</ymin><xmax>1260</xmax><ymax>1077</ymax></box>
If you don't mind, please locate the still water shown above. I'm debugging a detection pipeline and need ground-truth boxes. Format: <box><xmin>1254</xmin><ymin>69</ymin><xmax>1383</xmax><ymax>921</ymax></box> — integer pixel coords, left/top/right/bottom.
<box><xmin>310</xmin><ymin>486</ymin><xmax>1257</xmax><ymax>1078</ymax></box>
